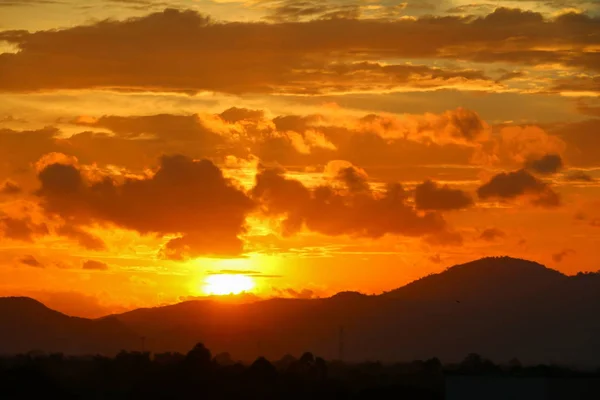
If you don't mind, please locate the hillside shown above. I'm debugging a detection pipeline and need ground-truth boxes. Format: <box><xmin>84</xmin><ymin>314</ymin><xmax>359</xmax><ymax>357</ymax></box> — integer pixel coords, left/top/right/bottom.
<box><xmin>0</xmin><ymin>297</ymin><xmax>138</xmax><ymax>355</ymax></box>
<box><xmin>1</xmin><ymin>257</ymin><xmax>599</xmax><ymax>366</ymax></box>
<box><xmin>112</xmin><ymin>257</ymin><xmax>600</xmax><ymax>366</ymax></box>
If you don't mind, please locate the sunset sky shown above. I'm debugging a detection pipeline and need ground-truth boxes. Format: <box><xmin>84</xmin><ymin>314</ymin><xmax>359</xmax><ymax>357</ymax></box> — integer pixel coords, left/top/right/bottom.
<box><xmin>1</xmin><ymin>0</ymin><xmax>599</xmax><ymax>318</ymax></box>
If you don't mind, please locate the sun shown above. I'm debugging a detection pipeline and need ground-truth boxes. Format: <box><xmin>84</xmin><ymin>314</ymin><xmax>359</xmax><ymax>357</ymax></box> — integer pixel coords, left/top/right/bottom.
<box><xmin>202</xmin><ymin>274</ymin><xmax>255</xmax><ymax>296</ymax></box>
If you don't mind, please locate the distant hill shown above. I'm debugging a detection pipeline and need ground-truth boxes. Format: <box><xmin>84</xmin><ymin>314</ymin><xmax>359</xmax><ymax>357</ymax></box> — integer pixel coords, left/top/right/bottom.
<box><xmin>111</xmin><ymin>257</ymin><xmax>600</xmax><ymax>366</ymax></box>
<box><xmin>0</xmin><ymin>297</ymin><xmax>138</xmax><ymax>355</ymax></box>
<box><xmin>1</xmin><ymin>257</ymin><xmax>599</xmax><ymax>366</ymax></box>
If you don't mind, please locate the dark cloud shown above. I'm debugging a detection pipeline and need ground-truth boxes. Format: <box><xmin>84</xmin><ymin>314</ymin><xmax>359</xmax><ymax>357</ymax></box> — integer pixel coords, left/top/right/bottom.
<box><xmin>0</xmin><ymin>0</ymin><xmax>62</xmax><ymax>6</ymax></box>
<box><xmin>564</xmin><ymin>171</ymin><xmax>595</xmax><ymax>182</ymax></box>
<box><xmin>0</xmin><ymin>8</ymin><xmax>597</xmax><ymax>94</ymax></box>
<box><xmin>551</xmin><ymin>75</ymin><xmax>600</xmax><ymax>95</ymax></box>
<box><xmin>0</xmin><ymin>216</ymin><xmax>48</xmax><ymax>242</ymax></box>
<box><xmin>414</xmin><ymin>180</ymin><xmax>473</xmax><ymax>211</ymax></box>
<box><xmin>424</xmin><ymin>230</ymin><xmax>464</xmax><ymax>247</ymax></box>
<box><xmin>263</xmin><ymin>0</ymin><xmax>360</xmax><ymax>22</ymax></box>
<box><xmin>0</xmin><ymin>180</ymin><xmax>21</xmax><ymax>195</ymax></box>
<box><xmin>496</xmin><ymin>70</ymin><xmax>526</xmax><ymax>82</ymax></box>
<box><xmin>56</xmin><ymin>224</ymin><xmax>107</xmax><ymax>250</ymax></box>
<box><xmin>552</xmin><ymin>119</ymin><xmax>600</xmax><ymax>167</ymax></box>
<box><xmin>576</xmin><ymin>100</ymin><xmax>600</xmax><ymax>117</ymax></box>
<box><xmin>82</xmin><ymin>259</ymin><xmax>109</xmax><ymax>270</ymax></box>
<box><xmin>103</xmin><ymin>0</ymin><xmax>174</xmax><ymax>11</ymax></box>
<box><xmin>0</xmin><ymin>127</ymin><xmax>60</xmax><ymax>180</ymax></box>
<box><xmin>429</xmin><ymin>254</ymin><xmax>442</xmax><ymax>264</ymax></box>
<box><xmin>208</xmin><ymin>269</ymin><xmax>282</xmax><ymax>278</ymax></box>
<box><xmin>480</xmin><ymin>227</ymin><xmax>506</xmax><ymax>241</ymax></box>
<box><xmin>18</xmin><ymin>255</ymin><xmax>43</xmax><ymax>268</ymax></box>
<box><xmin>552</xmin><ymin>249</ymin><xmax>575</xmax><ymax>263</ymax></box>
<box><xmin>477</xmin><ymin>169</ymin><xmax>560</xmax><ymax>207</ymax></box>
<box><xmin>76</xmin><ymin>114</ymin><xmax>225</xmax><ymax>143</ymax></box>
<box><xmin>219</xmin><ymin>107</ymin><xmax>266</xmax><ymax>124</ymax></box>
<box><xmin>252</xmin><ymin>166</ymin><xmax>447</xmax><ymax>238</ymax></box>
<box><xmin>36</xmin><ymin>155</ymin><xmax>255</xmax><ymax>259</ymax></box>
<box><xmin>336</xmin><ymin>166</ymin><xmax>370</xmax><ymax>193</ymax></box>
<box><xmin>525</xmin><ymin>153</ymin><xmax>563</xmax><ymax>175</ymax></box>
<box><xmin>446</xmin><ymin>3</ymin><xmax>495</xmax><ymax>14</ymax></box>
<box><xmin>0</xmin><ymin>107</ymin><xmax>485</xmax><ymax>194</ymax></box>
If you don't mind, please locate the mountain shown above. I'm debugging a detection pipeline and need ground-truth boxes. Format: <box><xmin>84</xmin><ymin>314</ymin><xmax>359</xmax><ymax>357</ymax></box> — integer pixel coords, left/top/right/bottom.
<box><xmin>111</xmin><ymin>257</ymin><xmax>600</xmax><ymax>366</ymax></box>
<box><xmin>1</xmin><ymin>257</ymin><xmax>599</xmax><ymax>366</ymax></box>
<box><xmin>0</xmin><ymin>297</ymin><xmax>138</xmax><ymax>355</ymax></box>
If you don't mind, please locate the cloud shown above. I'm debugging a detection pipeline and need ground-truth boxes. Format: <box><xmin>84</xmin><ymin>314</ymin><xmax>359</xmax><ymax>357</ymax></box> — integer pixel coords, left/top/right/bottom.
<box><xmin>36</xmin><ymin>154</ymin><xmax>255</xmax><ymax>259</ymax></box>
<box><xmin>336</xmin><ymin>166</ymin><xmax>370</xmax><ymax>193</ymax></box>
<box><xmin>208</xmin><ymin>269</ymin><xmax>282</xmax><ymax>278</ymax></box>
<box><xmin>357</xmin><ymin>107</ymin><xmax>489</xmax><ymax>146</ymax></box>
<box><xmin>18</xmin><ymin>254</ymin><xmax>43</xmax><ymax>268</ymax></box>
<box><xmin>590</xmin><ymin>218</ymin><xmax>600</xmax><ymax>228</ymax></box>
<box><xmin>564</xmin><ymin>170</ymin><xmax>595</xmax><ymax>182</ymax></box>
<box><xmin>477</xmin><ymin>169</ymin><xmax>560</xmax><ymax>207</ymax></box>
<box><xmin>75</xmin><ymin>113</ymin><xmax>225</xmax><ymax>143</ymax></box>
<box><xmin>552</xmin><ymin>248</ymin><xmax>575</xmax><ymax>262</ymax></box>
<box><xmin>0</xmin><ymin>180</ymin><xmax>21</xmax><ymax>195</ymax></box>
<box><xmin>414</xmin><ymin>180</ymin><xmax>473</xmax><ymax>211</ymax></box>
<box><xmin>56</xmin><ymin>224</ymin><xmax>107</xmax><ymax>250</ymax></box>
<box><xmin>475</xmin><ymin>126</ymin><xmax>567</xmax><ymax>167</ymax></box>
<box><xmin>525</xmin><ymin>154</ymin><xmax>564</xmax><ymax>175</ymax></box>
<box><xmin>0</xmin><ymin>216</ymin><xmax>48</xmax><ymax>242</ymax></box>
<box><xmin>429</xmin><ymin>254</ymin><xmax>442</xmax><ymax>264</ymax></box>
<box><xmin>0</xmin><ymin>106</ymin><xmax>491</xmax><ymax>188</ymax></box>
<box><xmin>576</xmin><ymin>100</ymin><xmax>600</xmax><ymax>117</ymax></box>
<box><xmin>252</xmin><ymin>166</ymin><xmax>447</xmax><ymax>238</ymax></box>
<box><xmin>0</xmin><ymin>8</ymin><xmax>598</xmax><ymax>95</ymax></box>
<box><xmin>82</xmin><ymin>259</ymin><xmax>109</xmax><ymax>270</ymax></box>
<box><xmin>424</xmin><ymin>230</ymin><xmax>464</xmax><ymax>247</ymax></box>
<box><xmin>0</xmin><ymin>0</ymin><xmax>61</xmax><ymax>6</ymax></box>
<box><xmin>552</xmin><ymin>119</ymin><xmax>600</xmax><ymax>167</ymax></box>
<box><xmin>479</xmin><ymin>227</ymin><xmax>506</xmax><ymax>241</ymax></box>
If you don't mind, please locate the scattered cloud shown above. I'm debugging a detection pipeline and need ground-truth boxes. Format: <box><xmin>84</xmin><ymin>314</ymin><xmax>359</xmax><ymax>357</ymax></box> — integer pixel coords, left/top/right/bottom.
<box><xmin>564</xmin><ymin>170</ymin><xmax>595</xmax><ymax>182</ymax></box>
<box><xmin>477</xmin><ymin>169</ymin><xmax>560</xmax><ymax>208</ymax></box>
<box><xmin>0</xmin><ymin>8</ymin><xmax>598</xmax><ymax>94</ymax></box>
<box><xmin>82</xmin><ymin>259</ymin><xmax>109</xmax><ymax>270</ymax></box>
<box><xmin>36</xmin><ymin>155</ymin><xmax>255</xmax><ymax>259</ymax></box>
<box><xmin>414</xmin><ymin>180</ymin><xmax>473</xmax><ymax>211</ymax></box>
<box><xmin>56</xmin><ymin>225</ymin><xmax>107</xmax><ymax>251</ymax></box>
<box><xmin>0</xmin><ymin>180</ymin><xmax>21</xmax><ymax>195</ymax></box>
<box><xmin>252</xmin><ymin>166</ymin><xmax>447</xmax><ymax>238</ymax></box>
<box><xmin>0</xmin><ymin>216</ymin><xmax>48</xmax><ymax>242</ymax></box>
<box><xmin>525</xmin><ymin>154</ymin><xmax>564</xmax><ymax>175</ymax></box>
<box><xmin>552</xmin><ymin>248</ymin><xmax>576</xmax><ymax>262</ymax></box>
<box><xmin>18</xmin><ymin>254</ymin><xmax>43</xmax><ymax>268</ymax></box>
<box><xmin>480</xmin><ymin>228</ymin><xmax>506</xmax><ymax>241</ymax></box>
<box><xmin>424</xmin><ymin>230</ymin><xmax>464</xmax><ymax>247</ymax></box>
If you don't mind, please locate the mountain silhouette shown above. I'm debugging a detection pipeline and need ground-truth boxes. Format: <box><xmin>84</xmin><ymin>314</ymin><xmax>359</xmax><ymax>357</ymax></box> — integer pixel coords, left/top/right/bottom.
<box><xmin>1</xmin><ymin>257</ymin><xmax>599</xmax><ymax>366</ymax></box>
<box><xmin>0</xmin><ymin>297</ymin><xmax>138</xmax><ymax>355</ymax></box>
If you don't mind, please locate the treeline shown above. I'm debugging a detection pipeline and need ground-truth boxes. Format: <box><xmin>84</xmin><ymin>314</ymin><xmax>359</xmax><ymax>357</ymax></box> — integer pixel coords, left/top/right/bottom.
<box><xmin>0</xmin><ymin>343</ymin><xmax>597</xmax><ymax>399</ymax></box>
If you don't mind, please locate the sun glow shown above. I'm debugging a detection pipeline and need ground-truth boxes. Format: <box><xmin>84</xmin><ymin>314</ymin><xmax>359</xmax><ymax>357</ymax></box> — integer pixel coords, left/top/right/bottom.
<box><xmin>202</xmin><ymin>274</ymin><xmax>256</xmax><ymax>295</ymax></box>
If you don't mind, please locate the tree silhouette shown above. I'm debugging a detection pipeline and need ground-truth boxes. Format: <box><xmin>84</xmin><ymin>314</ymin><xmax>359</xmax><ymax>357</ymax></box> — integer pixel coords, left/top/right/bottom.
<box><xmin>184</xmin><ymin>342</ymin><xmax>212</xmax><ymax>370</ymax></box>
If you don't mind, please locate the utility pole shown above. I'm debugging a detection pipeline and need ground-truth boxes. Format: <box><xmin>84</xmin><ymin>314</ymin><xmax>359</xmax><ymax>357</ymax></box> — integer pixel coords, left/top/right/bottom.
<box><xmin>338</xmin><ymin>326</ymin><xmax>344</xmax><ymax>362</ymax></box>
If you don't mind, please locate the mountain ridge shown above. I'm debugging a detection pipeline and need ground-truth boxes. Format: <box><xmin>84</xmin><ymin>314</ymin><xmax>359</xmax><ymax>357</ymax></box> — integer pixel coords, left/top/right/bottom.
<box><xmin>1</xmin><ymin>256</ymin><xmax>599</xmax><ymax>366</ymax></box>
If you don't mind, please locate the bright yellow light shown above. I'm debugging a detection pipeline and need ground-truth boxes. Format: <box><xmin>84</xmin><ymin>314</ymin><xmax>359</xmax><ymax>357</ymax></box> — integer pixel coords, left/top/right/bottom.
<box><xmin>202</xmin><ymin>274</ymin><xmax>255</xmax><ymax>295</ymax></box>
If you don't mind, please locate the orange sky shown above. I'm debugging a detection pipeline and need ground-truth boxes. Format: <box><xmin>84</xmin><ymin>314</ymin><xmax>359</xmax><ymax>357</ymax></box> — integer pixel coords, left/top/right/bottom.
<box><xmin>1</xmin><ymin>0</ymin><xmax>599</xmax><ymax>318</ymax></box>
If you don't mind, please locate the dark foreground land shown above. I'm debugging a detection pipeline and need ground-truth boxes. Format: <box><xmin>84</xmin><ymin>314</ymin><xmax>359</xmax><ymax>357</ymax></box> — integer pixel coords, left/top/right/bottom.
<box><xmin>1</xmin><ymin>344</ymin><xmax>599</xmax><ymax>400</ymax></box>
